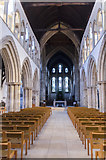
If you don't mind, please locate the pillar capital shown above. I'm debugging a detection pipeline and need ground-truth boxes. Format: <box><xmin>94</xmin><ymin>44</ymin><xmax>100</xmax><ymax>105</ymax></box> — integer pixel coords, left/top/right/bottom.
<box><xmin>6</xmin><ymin>82</ymin><xmax>21</xmax><ymax>86</ymax></box>
<box><xmin>24</xmin><ymin>87</ymin><xmax>32</xmax><ymax>90</ymax></box>
<box><xmin>98</xmin><ymin>81</ymin><xmax>106</xmax><ymax>84</ymax></box>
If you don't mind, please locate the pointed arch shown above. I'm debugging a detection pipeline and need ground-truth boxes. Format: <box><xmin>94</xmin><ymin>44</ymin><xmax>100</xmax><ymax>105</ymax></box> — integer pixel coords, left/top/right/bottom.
<box><xmin>87</xmin><ymin>56</ymin><xmax>98</xmax><ymax>109</ymax></box>
<box><xmin>21</xmin><ymin>57</ymin><xmax>32</xmax><ymax>88</ymax></box>
<box><xmin>0</xmin><ymin>36</ymin><xmax>21</xmax><ymax>83</ymax></box>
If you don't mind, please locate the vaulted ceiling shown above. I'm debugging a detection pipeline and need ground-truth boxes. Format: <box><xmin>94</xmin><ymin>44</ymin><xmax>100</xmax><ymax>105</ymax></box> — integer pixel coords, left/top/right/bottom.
<box><xmin>21</xmin><ymin>2</ymin><xmax>94</xmax><ymax>42</ymax></box>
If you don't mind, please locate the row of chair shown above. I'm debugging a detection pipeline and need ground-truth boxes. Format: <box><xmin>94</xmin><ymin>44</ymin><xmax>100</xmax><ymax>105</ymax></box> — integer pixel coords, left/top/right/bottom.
<box><xmin>0</xmin><ymin>107</ymin><xmax>52</xmax><ymax>159</ymax></box>
<box><xmin>67</xmin><ymin>107</ymin><xmax>106</xmax><ymax>159</ymax></box>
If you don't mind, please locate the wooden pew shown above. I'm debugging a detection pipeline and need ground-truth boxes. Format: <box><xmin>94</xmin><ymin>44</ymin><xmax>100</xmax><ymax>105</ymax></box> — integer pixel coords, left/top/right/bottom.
<box><xmin>0</xmin><ymin>120</ymin><xmax>37</xmax><ymax>141</ymax></box>
<box><xmin>0</xmin><ymin>141</ymin><xmax>17</xmax><ymax>159</ymax></box>
<box><xmin>1</xmin><ymin>125</ymin><xmax>33</xmax><ymax>149</ymax></box>
<box><xmin>3</xmin><ymin>131</ymin><xmax>27</xmax><ymax>159</ymax></box>
<box><xmin>95</xmin><ymin>142</ymin><xmax>106</xmax><ymax>160</ymax></box>
<box><xmin>2</xmin><ymin>117</ymin><xmax>40</xmax><ymax>137</ymax></box>
<box><xmin>89</xmin><ymin>132</ymin><xmax>106</xmax><ymax>159</ymax></box>
<box><xmin>79</xmin><ymin>121</ymin><xmax>106</xmax><ymax>140</ymax></box>
<box><xmin>81</xmin><ymin>125</ymin><xmax>106</xmax><ymax>150</ymax></box>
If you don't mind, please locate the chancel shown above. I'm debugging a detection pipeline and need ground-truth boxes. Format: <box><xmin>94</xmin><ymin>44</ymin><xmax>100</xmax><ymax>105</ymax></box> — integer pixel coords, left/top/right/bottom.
<box><xmin>0</xmin><ymin>0</ymin><xmax>106</xmax><ymax>159</ymax></box>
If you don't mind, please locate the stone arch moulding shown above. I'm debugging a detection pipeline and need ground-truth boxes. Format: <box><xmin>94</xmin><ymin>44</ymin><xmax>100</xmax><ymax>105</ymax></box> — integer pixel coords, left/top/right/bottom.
<box><xmin>40</xmin><ymin>23</ymin><xmax>80</xmax><ymax>55</ymax></box>
<box><xmin>21</xmin><ymin>57</ymin><xmax>33</xmax><ymax>108</ymax></box>
<box><xmin>87</xmin><ymin>55</ymin><xmax>97</xmax><ymax>87</ymax></box>
<box><xmin>0</xmin><ymin>36</ymin><xmax>21</xmax><ymax>112</ymax></box>
<box><xmin>0</xmin><ymin>35</ymin><xmax>21</xmax><ymax>83</ymax></box>
<box><xmin>21</xmin><ymin>57</ymin><xmax>32</xmax><ymax>88</ymax></box>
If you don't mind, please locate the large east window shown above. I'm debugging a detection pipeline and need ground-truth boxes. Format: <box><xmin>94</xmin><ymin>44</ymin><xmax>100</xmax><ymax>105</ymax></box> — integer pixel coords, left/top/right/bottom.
<box><xmin>51</xmin><ymin>64</ymin><xmax>71</xmax><ymax>93</ymax></box>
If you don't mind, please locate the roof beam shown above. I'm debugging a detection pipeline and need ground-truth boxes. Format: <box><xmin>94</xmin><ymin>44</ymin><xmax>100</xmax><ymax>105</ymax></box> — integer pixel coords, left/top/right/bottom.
<box><xmin>30</xmin><ymin>2</ymin><xmax>93</xmax><ymax>7</ymax></box>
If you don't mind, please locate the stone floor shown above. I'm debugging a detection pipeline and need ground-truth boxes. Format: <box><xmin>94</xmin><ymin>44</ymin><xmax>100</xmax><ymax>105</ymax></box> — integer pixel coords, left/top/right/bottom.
<box><xmin>22</xmin><ymin>108</ymin><xmax>90</xmax><ymax>158</ymax></box>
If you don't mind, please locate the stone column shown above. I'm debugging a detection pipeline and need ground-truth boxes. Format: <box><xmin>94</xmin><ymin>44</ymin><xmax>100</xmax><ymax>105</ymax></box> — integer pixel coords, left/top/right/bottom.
<box><xmin>23</xmin><ymin>88</ymin><xmax>25</xmax><ymax>108</ymax></box>
<box><xmin>84</xmin><ymin>88</ymin><xmax>88</xmax><ymax>107</ymax></box>
<box><xmin>87</xmin><ymin>87</ymin><xmax>92</xmax><ymax>108</ymax></box>
<box><xmin>98</xmin><ymin>82</ymin><xmax>106</xmax><ymax>112</ymax></box>
<box><xmin>0</xmin><ymin>69</ymin><xmax>1</xmax><ymax>88</ymax></box>
<box><xmin>75</xmin><ymin>67</ymin><xmax>80</xmax><ymax>102</ymax></box>
<box><xmin>24</xmin><ymin>88</ymin><xmax>28</xmax><ymax>108</ymax></box>
<box><xmin>6</xmin><ymin>84</ymin><xmax>10</xmax><ymax>112</ymax></box>
<box><xmin>28</xmin><ymin>89</ymin><xmax>32</xmax><ymax>108</ymax></box>
<box><xmin>14</xmin><ymin>84</ymin><xmax>21</xmax><ymax>112</ymax></box>
<box><xmin>6</xmin><ymin>83</ymin><xmax>21</xmax><ymax>112</ymax></box>
<box><xmin>32</xmin><ymin>89</ymin><xmax>35</xmax><ymax>107</ymax></box>
<box><xmin>40</xmin><ymin>67</ymin><xmax>46</xmax><ymax>103</ymax></box>
<box><xmin>9</xmin><ymin>85</ymin><xmax>14</xmax><ymax>112</ymax></box>
<box><xmin>103</xmin><ymin>82</ymin><xmax>106</xmax><ymax>112</ymax></box>
<box><xmin>80</xmin><ymin>81</ymin><xmax>83</xmax><ymax>106</ymax></box>
<box><xmin>14</xmin><ymin>84</ymin><xmax>18</xmax><ymax>111</ymax></box>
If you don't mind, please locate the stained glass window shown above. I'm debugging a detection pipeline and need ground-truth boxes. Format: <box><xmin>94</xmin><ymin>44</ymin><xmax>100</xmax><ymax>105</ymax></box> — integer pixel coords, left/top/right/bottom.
<box><xmin>52</xmin><ymin>68</ymin><xmax>55</xmax><ymax>73</ymax></box>
<box><xmin>65</xmin><ymin>68</ymin><xmax>68</xmax><ymax>73</ymax></box>
<box><xmin>65</xmin><ymin>77</ymin><xmax>69</xmax><ymax>92</ymax></box>
<box><xmin>59</xmin><ymin>65</ymin><xmax>62</xmax><ymax>73</ymax></box>
<box><xmin>52</xmin><ymin>77</ymin><xmax>55</xmax><ymax>92</ymax></box>
<box><xmin>59</xmin><ymin>77</ymin><xmax>62</xmax><ymax>91</ymax></box>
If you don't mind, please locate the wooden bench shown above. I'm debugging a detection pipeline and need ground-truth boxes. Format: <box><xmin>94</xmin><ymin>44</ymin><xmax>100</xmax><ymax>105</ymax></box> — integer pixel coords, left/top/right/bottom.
<box><xmin>79</xmin><ymin>121</ymin><xmax>106</xmax><ymax>140</ymax></box>
<box><xmin>0</xmin><ymin>141</ymin><xmax>17</xmax><ymax>159</ymax></box>
<box><xmin>95</xmin><ymin>142</ymin><xmax>106</xmax><ymax>160</ymax></box>
<box><xmin>3</xmin><ymin>131</ymin><xmax>27</xmax><ymax>159</ymax></box>
<box><xmin>81</xmin><ymin>125</ymin><xmax>106</xmax><ymax>150</ymax></box>
<box><xmin>2</xmin><ymin>116</ymin><xmax>40</xmax><ymax>136</ymax></box>
<box><xmin>0</xmin><ymin>120</ymin><xmax>37</xmax><ymax>141</ymax></box>
<box><xmin>89</xmin><ymin>132</ymin><xmax>106</xmax><ymax>159</ymax></box>
<box><xmin>1</xmin><ymin>125</ymin><xmax>33</xmax><ymax>149</ymax></box>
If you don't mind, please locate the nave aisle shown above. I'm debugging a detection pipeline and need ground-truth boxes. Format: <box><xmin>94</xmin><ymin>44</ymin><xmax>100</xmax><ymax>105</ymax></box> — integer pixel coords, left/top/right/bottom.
<box><xmin>24</xmin><ymin>109</ymin><xmax>90</xmax><ymax>158</ymax></box>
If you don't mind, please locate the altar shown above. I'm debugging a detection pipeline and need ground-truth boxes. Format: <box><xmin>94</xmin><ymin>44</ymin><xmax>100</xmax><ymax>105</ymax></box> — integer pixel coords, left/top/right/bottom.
<box><xmin>53</xmin><ymin>99</ymin><xmax>67</xmax><ymax>107</ymax></box>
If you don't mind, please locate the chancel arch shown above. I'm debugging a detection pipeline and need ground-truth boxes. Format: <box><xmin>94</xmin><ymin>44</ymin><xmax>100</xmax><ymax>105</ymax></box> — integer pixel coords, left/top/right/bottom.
<box><xmin>40</xmin><ymin>31</ymin><xmax>80</xmax><ymax>106</ymax></box>
<box><xmin>0</xmin><ymin>36</ymin><xmax>21</xmax><ymax>112</ymax></box>
<box><xmin>21</xmin><ymin>57</ymin><xmax>32</xmax><ymax>108</ymax></box>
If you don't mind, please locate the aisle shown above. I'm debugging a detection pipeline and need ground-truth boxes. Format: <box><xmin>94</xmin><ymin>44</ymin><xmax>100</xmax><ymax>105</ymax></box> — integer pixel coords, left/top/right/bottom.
<box><xmin>25</xmin><ymin>109</ymin><xmax>90</xmax><ymax>158</ymax></box>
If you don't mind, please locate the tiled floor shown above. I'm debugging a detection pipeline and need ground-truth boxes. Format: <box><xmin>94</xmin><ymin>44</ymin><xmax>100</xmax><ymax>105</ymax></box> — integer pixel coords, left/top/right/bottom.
<box><xmin>24</xmin><ymin>109</ymin><xmax>90</xmax><ymax>158</ymax></box>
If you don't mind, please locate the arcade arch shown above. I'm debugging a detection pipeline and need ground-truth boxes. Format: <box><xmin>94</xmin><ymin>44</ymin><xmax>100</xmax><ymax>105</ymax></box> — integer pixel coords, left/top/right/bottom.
<box><xmin>98</xmin><ymin>41</ymin><xmax>106</xmax><ymax>112</ymax></box>
<box><xmin>87</xmin><ymin>56</ymin><xmax>98</xmax><ymax>109</ymax></box>
<box><xmin>21</xmin><ymin>57</ymin><xmax>32</xmax><ymax>108</ymax></box>
<box><xmin>0</xmin><ymin>36</ymin><xmax>21</xmax><ymax>112</ymax></box>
